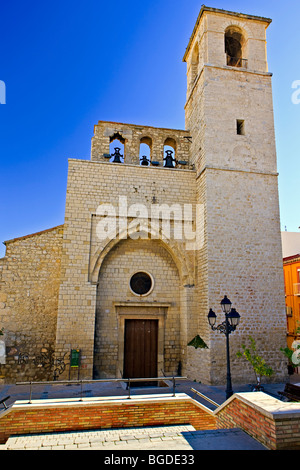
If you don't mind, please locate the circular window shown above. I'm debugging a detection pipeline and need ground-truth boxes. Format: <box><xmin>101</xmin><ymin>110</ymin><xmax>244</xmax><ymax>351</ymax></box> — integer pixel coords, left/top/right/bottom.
<box><xmin>129</xmin><ymin>271</ymin><xmax>154</xmax><ymax>296</ymax></box>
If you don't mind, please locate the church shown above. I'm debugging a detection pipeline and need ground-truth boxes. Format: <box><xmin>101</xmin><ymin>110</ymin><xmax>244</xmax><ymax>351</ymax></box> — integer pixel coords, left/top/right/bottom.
<box><xmin>0</xmin><ymin>6</ymin><xmax>287</xmax><ymax>385</ymax></box>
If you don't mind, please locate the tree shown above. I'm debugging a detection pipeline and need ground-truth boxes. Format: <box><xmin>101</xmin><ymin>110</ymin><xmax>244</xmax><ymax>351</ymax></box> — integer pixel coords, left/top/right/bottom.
<box><xmin>237</xmin><ymin>336</ymin><xmax>273</xmax><ymax>391</ymax></box>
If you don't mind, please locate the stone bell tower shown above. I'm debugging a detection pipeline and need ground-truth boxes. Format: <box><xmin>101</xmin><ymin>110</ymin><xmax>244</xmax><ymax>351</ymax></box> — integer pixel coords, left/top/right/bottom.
<box><xmin>183</xmin><ymin>6</ymin><xmax>287</xmax><ymax>384</ymax></box>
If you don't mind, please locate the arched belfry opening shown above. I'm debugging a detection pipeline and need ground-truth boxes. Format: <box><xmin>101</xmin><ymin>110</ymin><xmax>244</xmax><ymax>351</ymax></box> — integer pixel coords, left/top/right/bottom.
<box><xmin>109</xmin><ymin>132</ymin><xmax>125</xmax><ymax>163</ymax></box>
<box><xmin>139</xmin><ymin>136</ymin><xmax>152</xmax><ymax>166</ymax></box>
<box><xmin>163</xmin><ymin>137</ymin><xmax>177</xmax><ymax>168</ymax></box>
<box><xmin>191</xmin><ymin>42</ymin><xmax>199</xmax><ymax>83</ymax></box>
<box><xmin>225</xmin><ymin>26</ymin><xmax>246</xmax><ymax>68</ymax></box>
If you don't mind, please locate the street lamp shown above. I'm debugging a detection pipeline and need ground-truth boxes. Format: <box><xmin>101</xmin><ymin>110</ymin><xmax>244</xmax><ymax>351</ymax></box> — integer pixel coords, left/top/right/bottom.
<box><xmin>208</xmin><ymin>296</ymin><xmax>240</xmax><ymax>399</ymax></box>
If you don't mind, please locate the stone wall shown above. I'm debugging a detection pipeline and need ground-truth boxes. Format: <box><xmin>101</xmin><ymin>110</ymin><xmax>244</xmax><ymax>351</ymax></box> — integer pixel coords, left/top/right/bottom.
<box><xmin>204</xmin><ymin>168</ymin><xmax>286</xmax><ymax>384</ymax></box>
<box><xmin>56</xmin><ymin>158</ymin><xmax>198</xmax><ymax>380</ymax></box>
<box><xmin>91</xmin><ymin>121</ymin><xmax>192</xmax><ymax>167</ymax></box>
<box><xmin>0</xmin><ymin>226</ymin><xmax>63</xmax><ymax>382</ymax></box>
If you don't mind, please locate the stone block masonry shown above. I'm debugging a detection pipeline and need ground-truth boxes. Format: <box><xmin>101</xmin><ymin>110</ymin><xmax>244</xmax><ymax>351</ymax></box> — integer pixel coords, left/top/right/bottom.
<box><xmin>55</xmin><ymin>159</ymin><xmax>199</xmax><ymax>380</ymax></box>
<box><xmin>184</xmin><ymin>6</ymin><xmax>287</xmax><ymax>384</ymax></box>
<box><xmin>91</xmin><ymin>121</ymin><xmax>192</xmax><ymax>167</ymax></box>
<box><xmin>0</xmin><ymin>226</ymin><xmax>63</xmax><ymax>382</ymax></box>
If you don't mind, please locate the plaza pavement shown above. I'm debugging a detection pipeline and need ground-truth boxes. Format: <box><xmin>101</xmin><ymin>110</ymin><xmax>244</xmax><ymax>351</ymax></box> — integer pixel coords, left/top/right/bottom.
<box><xmin>1</xmin><ymin>425</ymin><xmax>268</xmax><ymax>451</ymax></box>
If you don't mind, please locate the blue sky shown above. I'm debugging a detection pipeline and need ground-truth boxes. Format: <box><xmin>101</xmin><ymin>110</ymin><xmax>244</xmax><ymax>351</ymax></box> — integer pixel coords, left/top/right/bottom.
<box><xmin>0</xmin><ymin>0</ymin><xmax>299</xmax><ymax>257</ymax></box>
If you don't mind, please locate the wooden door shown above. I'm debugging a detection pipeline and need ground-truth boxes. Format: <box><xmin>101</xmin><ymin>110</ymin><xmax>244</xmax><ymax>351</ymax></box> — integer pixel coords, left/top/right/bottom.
<box><xmin>123</xmin><ymin>319</ymin><xmax>158</xmax><ymax>379</ymax></box>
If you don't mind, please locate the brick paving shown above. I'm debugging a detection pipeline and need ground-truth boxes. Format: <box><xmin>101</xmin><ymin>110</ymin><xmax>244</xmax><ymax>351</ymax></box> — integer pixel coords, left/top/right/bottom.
<box><xmin>2</xmin><ymin>425</ymin><xmax>195</xmax><ymax>450</ymax></box>
<box><xmin>1</xmin><ymin>425</ymin><xmax>267</xmax><ymax>450</ymax></box>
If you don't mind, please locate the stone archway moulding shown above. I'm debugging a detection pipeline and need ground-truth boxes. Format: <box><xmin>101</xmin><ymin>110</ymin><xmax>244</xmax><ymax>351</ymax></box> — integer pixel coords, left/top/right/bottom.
<box><xmin>89</xmin><ymin>221</ymin><xmax>195</xmax><ymax>286</ymax></box>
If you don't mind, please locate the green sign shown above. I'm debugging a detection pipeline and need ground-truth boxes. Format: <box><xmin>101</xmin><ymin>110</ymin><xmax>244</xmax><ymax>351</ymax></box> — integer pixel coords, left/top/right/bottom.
<box><xmin>70</xmin><ymin>349</ymin><xmax>80</xmax><ymax>368</ymax></box>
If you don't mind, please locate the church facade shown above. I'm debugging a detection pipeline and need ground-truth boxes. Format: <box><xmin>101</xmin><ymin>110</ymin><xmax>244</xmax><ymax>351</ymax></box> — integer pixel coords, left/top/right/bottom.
<box><xmin>0</xmin><ymin>6</ymin><xmax>287</xmax><ymax>385</ymax></box>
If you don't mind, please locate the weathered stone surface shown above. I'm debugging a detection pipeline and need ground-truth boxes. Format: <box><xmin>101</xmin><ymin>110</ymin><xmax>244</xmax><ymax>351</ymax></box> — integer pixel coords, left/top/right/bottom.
<box><xmin>0</xmin><ymin>226</ymin><xmax>63</xmax><ymax>381</ymax></box>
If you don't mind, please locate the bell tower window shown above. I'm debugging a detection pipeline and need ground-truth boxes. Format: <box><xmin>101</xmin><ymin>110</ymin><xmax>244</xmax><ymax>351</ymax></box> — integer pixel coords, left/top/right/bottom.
<box><xmin>225</xmin><ymin>27</ymin><xmax>247</xmax><ymax>68</ymax></box>
<box><xmin>191</xmin><ymin>42</ymin><xmax>199</xmax><ymax>83</ymax></box>
<box><xmin>237</xmin><ymin>119</ymin><xmax>245</xmax><ymax>135</ymax></box>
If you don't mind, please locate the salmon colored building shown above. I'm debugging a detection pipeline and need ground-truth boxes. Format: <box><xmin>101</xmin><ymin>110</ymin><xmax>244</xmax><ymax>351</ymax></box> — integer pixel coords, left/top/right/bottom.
<box><xmin>283</xmin><ymin>254</ymin><xmax>300</xmax><ymax>349</ymax></box>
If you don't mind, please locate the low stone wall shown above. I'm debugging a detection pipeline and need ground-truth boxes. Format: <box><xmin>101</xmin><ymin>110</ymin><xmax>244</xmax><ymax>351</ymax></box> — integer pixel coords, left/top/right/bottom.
<box><xmin>0</xmin><ymin>393</ymin><xmax>217</xmax><ymax>444</ymax></box>
<box><xmin>216</xmin><ymin>392</ymin><xmax>300</xmax><ymax>450</ymax></box>
<box><xmin>1</xmin><ymin>391</ymin><xmax>300</xmax><ymax>449</ymax></box>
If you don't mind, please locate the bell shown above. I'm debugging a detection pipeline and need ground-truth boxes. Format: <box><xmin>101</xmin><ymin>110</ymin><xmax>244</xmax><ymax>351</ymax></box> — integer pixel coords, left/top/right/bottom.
<box><xmin>111</xmin><ymin>147</ymin><xmax>123</xmax><ymax>163</ymax></box>
<box><xmin>140</xmin><ymin>155</ymin><xmax>150</xmax><ymax>166</ymax></box>
<box><xmin>164</xmin><ymin>150</ymin><xmax>175</xmax><ymax>168</ymax></box>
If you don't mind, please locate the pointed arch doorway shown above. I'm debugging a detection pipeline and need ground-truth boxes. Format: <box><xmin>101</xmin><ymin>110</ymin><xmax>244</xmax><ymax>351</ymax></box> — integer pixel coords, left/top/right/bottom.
<box><xmin>92</xmin><ymin>237</ymin><xmax>190</xmax><ymax>380</ymax></box>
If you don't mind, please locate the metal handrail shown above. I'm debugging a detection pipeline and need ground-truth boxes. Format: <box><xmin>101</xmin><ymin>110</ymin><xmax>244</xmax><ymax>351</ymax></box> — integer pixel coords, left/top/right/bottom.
<box><xmin>191</xmin><ymin>387</ymin><xmax>220</xmax><ymax>408</ymax></box>
<box><xmin>226</xmin><ymin>55</ymin><xmax>248</xmax><ymax>68</ymax></box>
<box><xmin>16</xmin><ymin>376</ymin><xmax>187</xmax><ymax>403</ymax></box>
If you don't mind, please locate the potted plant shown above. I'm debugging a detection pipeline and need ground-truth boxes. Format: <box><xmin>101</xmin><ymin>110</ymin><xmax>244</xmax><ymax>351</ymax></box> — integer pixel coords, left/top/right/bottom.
<box><xmin>237</xmin><ymin>336</ymin><xmax>274</xmax><ymax>391</ymax></box>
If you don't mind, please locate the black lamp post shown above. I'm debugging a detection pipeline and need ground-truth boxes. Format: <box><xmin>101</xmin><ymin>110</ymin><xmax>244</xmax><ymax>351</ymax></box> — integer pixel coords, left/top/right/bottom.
<box><xmin>208</xmin><ymin>296</ymin><xmax>241</xmax><ymax>400</ymax></box>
